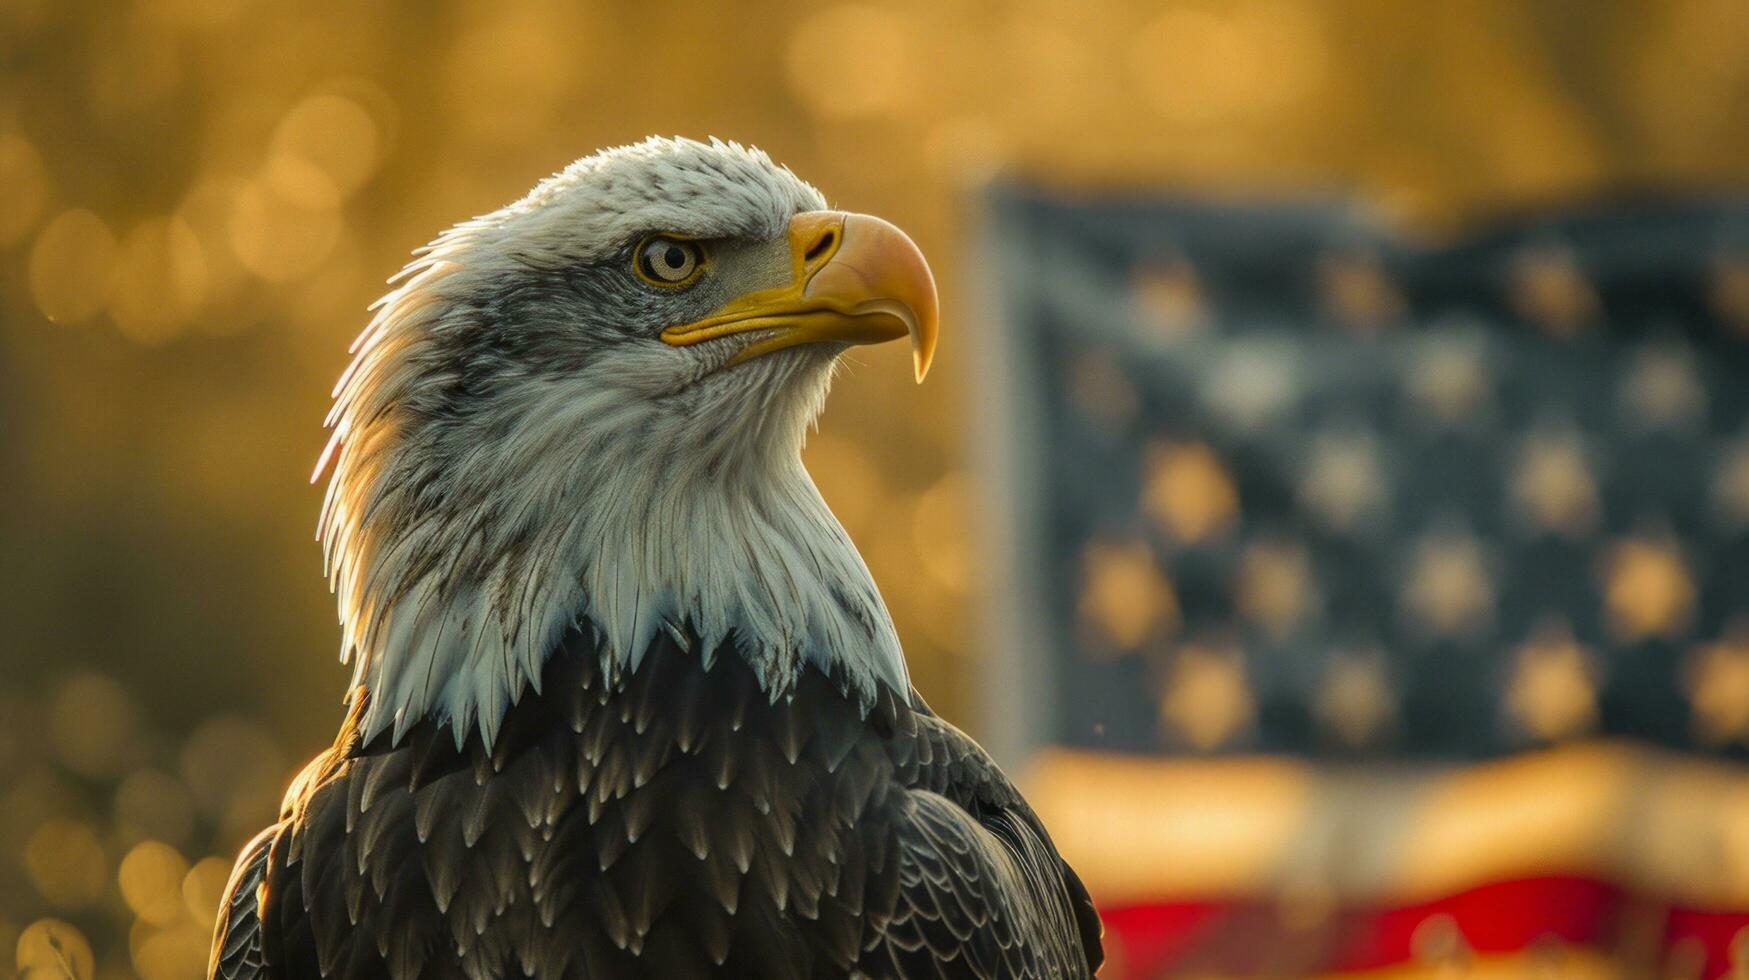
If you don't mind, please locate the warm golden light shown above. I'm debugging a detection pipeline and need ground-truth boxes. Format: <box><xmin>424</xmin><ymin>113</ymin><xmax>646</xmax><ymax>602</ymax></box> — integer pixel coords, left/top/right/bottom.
<box><xmin>1142</xmin><ymin>441</ymin><xmax>1239</xmax><ymax>544</ymax></box>
<box><xmin>1237</xmin><ymin>538</ymin><xmax>1315</xmax><ymax>638</ymax></box>
<box><xmin>1511</xmin><ymin>433</ymin><xmax>1599</xmax><ymax>537</ymax></box>
<box><xmin>48</xmin><ymin>671</ymin><xmax>141</xmax><ymax>779</ymax></box>
<box><xmin>1686</xmin><ymin>626</ymin><xmax>1749</xmax><ymax>747</ymax></box>
<box><xmin>108</xmin><ymin>217</ymin><xmax>209</xmax><ymax>346</ymax></box>
<box><xmin>23</xmin><ymin>820</ymin><xmax>107</xmax><ymax>911</ymax></box>
<box><xmin>228</xmin><ymin>173</ymin><xmax>343</xmax><ymax>283</ymax></box>
<box><xmin>271</xmin><ymin>93</ymin><xmax>382</xmax><ymax>199</ymax></box>
<box><xmin>1298</xmin><ymin>431</ymin><xmax>1387</xmax><ymax>532</ymax></box>
<box><xmin>1504</xmin><ymin>621</ymin><xmax>1598</xmax><ymax>743</ymax></box>
<box><xmin>1157</xmin><ymin>639</ymin><xmax>1255</xmax><ymax>750</ymax></box>
<box><xmin>29</xmin><ymin>209</ymin><xmax>117</xmax><ymax>324</ymax></box>
<box><xmin>118</xmin><ymin>841</ymin><xmax>191</xmax><ymax>927</ymax></box>
<box><xmin>786</xmin><ymin>5</ymin><xmax>915</xmax><ymax>120</ymax></box>
<box><xmin>15</xmin><ymin>918</ymin><xmax>95</xmax><ymax>980</ymax></box>
<box><xmin>1129</xmin><ymin>2</ymin><xmax>1325</xmax><ymax>125</ymax></box>
<box><xmin>1601</xmin><ymin>536</ymin><xmax>1694</xmax><ymax>641</ymax></box>
<box><xmin>1315</xmin><ymin>651</ymin><xmax>1396</xmax><ymax>748</ymax></box>
<box><xmin>912</xmin><ymin>473</ymin><xmax>971</xmax><ymax>594</ymax></box>
<box><xmin>5</xmin><ymin>2</ymin><xmax>1749</xmax><ymax>974</ymax></box>
<box><xmin>114</xmin><ymin>769</ymin><xmax>198</xmax><ymax>850</ymax></box>
<box><xmin>1078</xmin><ymin>536</ymin><xmax>1179</xmax><ymax>652</ymax></box>
<box><xmin>1402</xmin><ymin>531</ymin><xmax>1494</xmax><ymax>637</ymax></box>
<box><xmin>1510</xmin><ymin>246</ymin><xmax>1599</xmax><ymax>337</ymax></box>
<box><xmin>0</xmin><ymin>133</ymin><xmax>49</xmax><ymax>246</ymax></box>
<box><xmin>1318</xmin><ymin>249</ymin><xmax>1403</xmax><ymax>332</ymax></box>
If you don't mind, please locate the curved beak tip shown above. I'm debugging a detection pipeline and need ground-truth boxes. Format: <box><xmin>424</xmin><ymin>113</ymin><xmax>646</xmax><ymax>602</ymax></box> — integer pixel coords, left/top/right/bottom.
<box><xmin>912</xmin><ymin>318</ymin><xmax>936</xmax><ymax>383</ymax></box>
<box><xmin>830</xmin><ymin>212</ymin><xmax>939</xmax><ymax>385</ymax></box>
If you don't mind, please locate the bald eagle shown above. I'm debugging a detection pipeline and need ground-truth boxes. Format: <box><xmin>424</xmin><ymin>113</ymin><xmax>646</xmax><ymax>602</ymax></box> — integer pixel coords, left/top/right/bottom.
<box><xmin>209</xmin><ymin>137</ymin><xmax>1103</xmax><ymax>979</ymax></box>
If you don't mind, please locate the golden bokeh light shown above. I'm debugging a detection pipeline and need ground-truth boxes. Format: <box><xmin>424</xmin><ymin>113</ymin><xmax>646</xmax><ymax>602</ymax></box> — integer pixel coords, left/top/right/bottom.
<box><xmin>921</xmin><ymin>116</ymin><xmax>1008</xmax><ymax>185</ymax></box>
<box><xmin>1129</xmin><ymin>2</ymin><xmax>1326</xmax><ymax>126</ymax></box>
<box><xmin>107</xmin><ymin>217</ymin><xmax>209</xmax><ymax>346</ymax></box>
<box><xmin>172</xmin><ymin>175</ymin><xmax>254</xmax><ymax>319</ymax></box>
<box><xmin>177</xmin><ymin>715</ymin><xmax>286</xmax><ymax>840</ymax></box>
<box><xmin>1142</xmin><ymin>441</ymin><xmax>1239</xmax><ymax>544</ymax></box>
<box><xmin>131</xmin><ymin>919</ymin><xmax>211</xmax><ymax>980</ymax></box>
<box><xmin>1299</xmin><ymin>431</ymin><xmax>1387</xmax><ymax>533</ymax></box>
<box><xmin>114</xmin><ymin>770</ymin><xmax>198</xmax><ymax>850</ymax></box>
<box><xmin>1315</xmin><ymin>651</ymin><xmax>1396</xmax><ymax>748</ymax></box>
<box><xmin>129</xmin><ymin>917</ymin><xmax>208</xmax><ymax>980</ymax></box>
<box><xmin>1407</xmin><ymin>337</ymin><xmax>1490</xmax><ymax>425</ymax></box>
<box><xmin>1237</xmin><ymin>538</ymin><xmax>1315</xmax><ymax>639</ymax></box>
<box><xmin>118</xmin><ymin>841</ymin><xmax>192</xmax><ymax>928</ymax></box>
<box><xmin>29</xmin><ymin>209</ymin><xmax>118</xmax><ymax>324</ymax></box>
<box><xmin>1318</xmin><ymin>249</ymin><xmax>1404</xmax><ymax>333</ymax></box>
<box><xmin>15</xmin><ymin>918</ymin><xmax>94</xmax><ymax>980</ymax></box>
<box><xmin>270</xmin><ymin>93</ymin><xmax>382</xmax><ymax>199</ymax></box>
<box><xmin>1504</xmin><ymin>621</ymin><xmax>1598</xmax><ymax>743</ymax></box>
<box><xmin>1511</xmin><ymin>434</ymin><xmax>1599</xmax><ymax>537</ymax></box>
<box><xmin>786</xmin><ymin>5</ymin><xmax>915</xmax><ymax>120</ymax></box>
<box><xmin>48</xmin><ymin>672</ymin><xmax>141</xmax><ymax>778</ymax></box>
<box><xmin>1131</xmin><ymin>259</ymin><xmax>1208</xmax><ymax>338</ymax></box>
<box><xmin>182</xmin><ymin>857</ymin><xmax>234</xmax><ymax>925</ymax></box>
<box><xmin>261</xmin><ymin>151</ymin><xmax>344</xmax><ymax>212</ymax></box>
<box><xmin>0</xmin><ymin>133</ymin><xmax>50</xmax><ymax>247</ymax></box>
<box><xmin>1621</xmin><ymin>344</ymin><xmax>1706</xmax><ymax>431</ymax></box>
<box><xmin>912</xmin><ymin>473</ymin><xmax>971</xmax><ymax>594</ymax></box>
<box><xmin>1685</xmin><ymin>627</ymin><xmax>1749</xmax><ymax>747</ymax></box>
<box><xmin>1158</xmin><ymin>639</ymin><xmax>1255</xmax><ymax>750</ymax></box>
<box><xmin>1600</xmin><ymin>536</ymin><xmax>1694</xmax><ymax>642</ymax></box>
<box><xmin>1078</xmin><ymin>537</ymin><xmax>1179</xmax><ymax>652</ymax></box>
<box><xmin>228</xmin><ymin>173</ymin><xmax>344</xmax><ymax>284</ymax></box>
<box><xmin>1510</xmin><ymin>246</ymin><xmax>1599</xmax><ymax>338</ymax></box>
<box><xmin>22</xmin><ymin>820</ymin><xmax>107</xmax><ymax>911</ymax></box>
<box><xmin>1401</xmin><ymin>531</ymin><xmax>1494</xmax><ymax>638</ymax></box>
<box><xmin>804</xmin><ymin>433</ymin><xmax>882</xmax><ymax>536</ymax></box>
<box><xmin>444</xmin><ymin>4</ymin><xmax>588</xmax><ymax>145</ymax></box>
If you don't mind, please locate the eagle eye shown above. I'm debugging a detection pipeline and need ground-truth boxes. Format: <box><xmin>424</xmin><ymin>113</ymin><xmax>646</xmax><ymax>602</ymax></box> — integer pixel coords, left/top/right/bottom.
<box><xmin>634</xmin><ymin>235</ymin><xmax>705</xmax><ymax>287</ymax></box>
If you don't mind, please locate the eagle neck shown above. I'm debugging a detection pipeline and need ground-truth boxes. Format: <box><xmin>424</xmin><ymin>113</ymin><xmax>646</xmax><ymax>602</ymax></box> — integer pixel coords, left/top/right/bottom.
<box><xmin>345</xmin><ymin>426</ymin><xmax>910</xmax><ymax>749</ymax></box>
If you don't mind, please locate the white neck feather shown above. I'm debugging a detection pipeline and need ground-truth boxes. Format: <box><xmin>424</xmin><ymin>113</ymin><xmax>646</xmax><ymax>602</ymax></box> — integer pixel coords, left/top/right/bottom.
<box><xmin>320</xmin><ymin>270</ymin><xmax>909</xmax><ymax>750</ymax></box>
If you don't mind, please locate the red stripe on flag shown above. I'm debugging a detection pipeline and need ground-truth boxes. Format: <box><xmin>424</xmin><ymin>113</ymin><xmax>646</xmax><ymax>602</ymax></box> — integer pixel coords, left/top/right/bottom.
<box><xmin>1331</xmin><ymin>876</ymin><xmax>1621</xmax><ymax>970</ymax></box>
<box><xmin>1664</xmin><ymin>906</ymin><xmax>1749</xmax><ymax>980</ymax></box>
<box><xmin>1097</xmin><ymin>902</ymin><xmax>1228</xmax><ymax>977</ymax></box>
<box><xmin>1100</xmin><ymin>876</ymin><xmax>1626</xmax><ymax>977</ymax></box>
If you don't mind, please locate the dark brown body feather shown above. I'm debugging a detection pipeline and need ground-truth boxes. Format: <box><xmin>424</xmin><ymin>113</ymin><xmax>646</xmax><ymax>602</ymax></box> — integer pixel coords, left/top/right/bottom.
<box><xmin>209</xmin><ymin>626</ymin><xmax>1103</xmax><ymax>979</ymax></box>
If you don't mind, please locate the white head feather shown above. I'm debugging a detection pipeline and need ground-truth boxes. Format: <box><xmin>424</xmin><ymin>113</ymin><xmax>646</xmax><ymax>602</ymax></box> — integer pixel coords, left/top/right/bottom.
<box><xmin>318</xmin><ymin>137</ymin><xmax>910</xmax><ymax>748</ymax></box>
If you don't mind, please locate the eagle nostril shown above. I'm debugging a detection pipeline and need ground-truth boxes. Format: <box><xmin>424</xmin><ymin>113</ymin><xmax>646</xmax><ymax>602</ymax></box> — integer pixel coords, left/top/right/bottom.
<box><xmin>803</xmin><ymin>229</ymin><xmax>837</xmax><ymax>264</ymax></box>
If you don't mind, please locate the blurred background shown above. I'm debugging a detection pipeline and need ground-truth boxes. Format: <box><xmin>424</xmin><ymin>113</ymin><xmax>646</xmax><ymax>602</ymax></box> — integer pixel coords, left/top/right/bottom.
<box><xmin>3</xmin><ymin>0</ymin><xmax>1749</xmax><ymax>977</ymax></box>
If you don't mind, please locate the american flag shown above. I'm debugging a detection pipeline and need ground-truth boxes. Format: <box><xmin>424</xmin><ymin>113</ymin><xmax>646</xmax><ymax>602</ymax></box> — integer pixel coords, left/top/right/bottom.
<box><xmin>977</xmin><ymin>189</ymin><xmax>1749</xmax><ymax>978</ymax></box>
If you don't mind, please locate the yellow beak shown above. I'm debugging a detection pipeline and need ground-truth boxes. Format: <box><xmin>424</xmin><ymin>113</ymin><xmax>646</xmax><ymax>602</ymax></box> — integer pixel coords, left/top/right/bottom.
<box><xmin>658</xmin><ymin>210</ymin><xmax>939</xmax><ymax>382</ymax></box>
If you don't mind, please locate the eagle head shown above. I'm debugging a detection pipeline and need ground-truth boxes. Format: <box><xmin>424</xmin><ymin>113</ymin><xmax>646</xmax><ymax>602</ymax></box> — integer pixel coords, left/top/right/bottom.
<box><xmin>318</xmin><ymin>137</ymin><xmax>938</xmax><ymax>747</ymax></box>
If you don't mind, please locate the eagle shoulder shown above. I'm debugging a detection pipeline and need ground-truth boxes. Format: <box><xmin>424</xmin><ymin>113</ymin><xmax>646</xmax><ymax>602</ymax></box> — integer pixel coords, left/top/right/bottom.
<box><xmin>869</xmin><ymin>702</ymin><xmax>1105</xmax><ymax>978</ymax></box>
<box><xmin>208</xmin><ymin>824</ymin><xmax>278</xmax><ymax>980</ymax></box>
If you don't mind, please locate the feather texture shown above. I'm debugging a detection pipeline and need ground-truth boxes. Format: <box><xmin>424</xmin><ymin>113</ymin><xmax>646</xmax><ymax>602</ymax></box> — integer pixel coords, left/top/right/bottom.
<box><xmin>212</xmin><ymin>627</ymin><xmax>1101</xmax><ymax>978</ymax></box>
